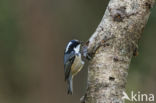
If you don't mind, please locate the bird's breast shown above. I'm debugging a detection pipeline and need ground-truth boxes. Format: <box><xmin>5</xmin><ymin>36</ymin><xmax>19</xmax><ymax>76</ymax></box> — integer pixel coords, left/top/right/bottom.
<box><xmin>71</xmin><ymin>55</ymin><xmax>84</xmax><ymax>76</ymax></box>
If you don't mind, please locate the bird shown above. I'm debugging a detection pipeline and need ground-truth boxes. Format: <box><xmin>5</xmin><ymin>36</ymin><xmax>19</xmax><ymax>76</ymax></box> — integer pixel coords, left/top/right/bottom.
<box><xmin>64</xmin><ymin>39</ymin><xmax>85</xmax><ymax>95</ymax></box>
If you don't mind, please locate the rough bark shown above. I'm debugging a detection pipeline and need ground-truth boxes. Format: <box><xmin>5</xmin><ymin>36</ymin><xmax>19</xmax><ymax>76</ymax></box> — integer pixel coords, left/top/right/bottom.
<box><xmin>81</xmin><ymin>0</ymin><xmax>155</xmax><ymax>103</ymax></box>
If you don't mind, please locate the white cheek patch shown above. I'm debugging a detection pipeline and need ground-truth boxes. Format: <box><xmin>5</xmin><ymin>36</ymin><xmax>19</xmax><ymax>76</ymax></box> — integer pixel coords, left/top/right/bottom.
<box><xmin>74</xmin><ymin>45</ymin><xmax>80</xmax><ymax>54</ymax></box>
<box><xmin>65</xmin><ymin>42</ymin><xmax>72</xmax><ymax>52</ymax></box>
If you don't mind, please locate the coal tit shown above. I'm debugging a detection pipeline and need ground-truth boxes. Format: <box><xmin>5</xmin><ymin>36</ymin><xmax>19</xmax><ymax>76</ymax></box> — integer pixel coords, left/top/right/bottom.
<box><xmin>64</xmin><ymin>40</ymin><xmax>85</xmax><ymax>95</ymax></box>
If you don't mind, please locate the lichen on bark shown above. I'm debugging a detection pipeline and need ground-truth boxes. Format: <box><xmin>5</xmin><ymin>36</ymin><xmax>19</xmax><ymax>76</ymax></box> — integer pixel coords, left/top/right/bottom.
<box><xmin>81</xmin><ymin>0</ymin><xmax>155</xmax><ymax>103</ymax></box>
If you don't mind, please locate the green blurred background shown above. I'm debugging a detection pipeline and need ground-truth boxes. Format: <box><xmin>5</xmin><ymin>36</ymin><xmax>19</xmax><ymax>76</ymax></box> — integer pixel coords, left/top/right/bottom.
<box><xmin>0</xmin><ymin>0</ymin><xmax>155</xmax><ymax>103</ymax></box>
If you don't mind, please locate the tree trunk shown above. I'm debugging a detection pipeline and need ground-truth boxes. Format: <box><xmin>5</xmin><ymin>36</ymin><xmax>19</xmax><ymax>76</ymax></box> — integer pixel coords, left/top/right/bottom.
<box><xmin>81</xmin><ymin>0</ymin><xmax>155</xmax><ymax>103</ymax></box>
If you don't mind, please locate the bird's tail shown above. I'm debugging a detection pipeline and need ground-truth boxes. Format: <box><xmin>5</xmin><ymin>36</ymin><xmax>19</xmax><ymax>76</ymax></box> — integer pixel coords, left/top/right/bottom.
<box><xmin>67</xmin><ymin>76</ymin><xmax>73</xmax><ymax>95</ymax></box>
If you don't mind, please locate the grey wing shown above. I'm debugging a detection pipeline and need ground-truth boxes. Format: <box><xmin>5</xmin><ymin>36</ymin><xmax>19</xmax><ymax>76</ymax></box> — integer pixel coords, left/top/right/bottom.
<box><xmin>64</xmin><ymin>51</ymin><xmax>75</xmax><ymax>81</ymax></box>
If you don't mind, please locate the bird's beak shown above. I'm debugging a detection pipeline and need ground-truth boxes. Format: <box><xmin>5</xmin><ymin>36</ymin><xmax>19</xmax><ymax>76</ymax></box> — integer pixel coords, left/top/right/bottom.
<box><xmin>80</xmin><ymin>41</ymin><xmax>84</xmax><ymax>44</ymax></box>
